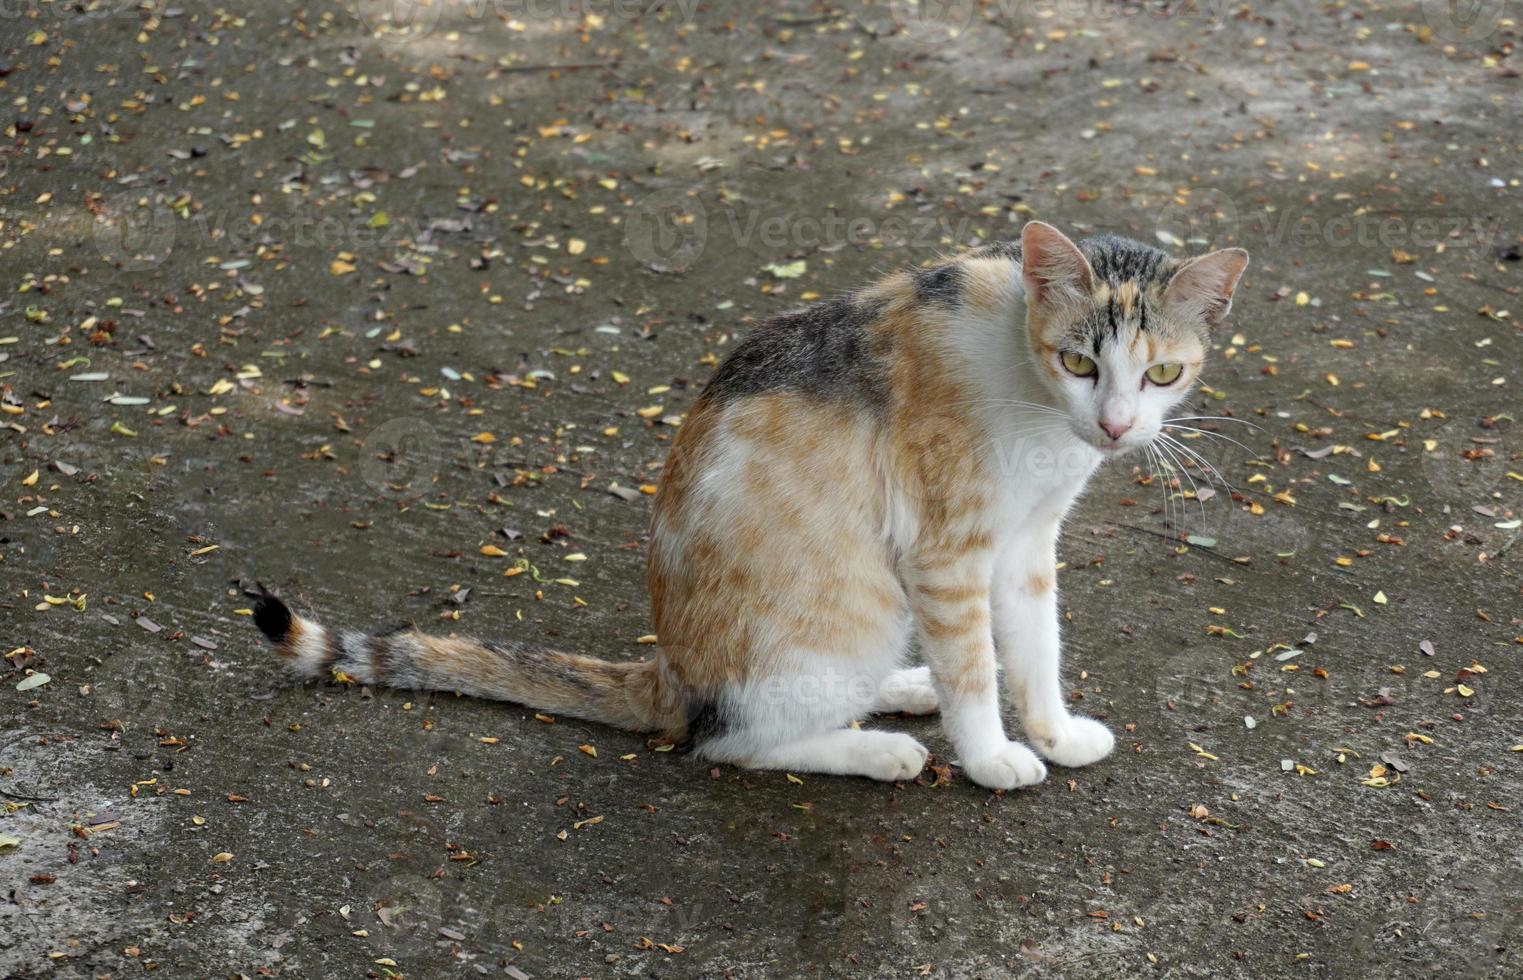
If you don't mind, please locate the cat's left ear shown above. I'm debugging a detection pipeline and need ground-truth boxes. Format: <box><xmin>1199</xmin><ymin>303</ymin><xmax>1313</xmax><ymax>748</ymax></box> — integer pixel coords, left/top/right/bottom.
<box><xmin>1162</xmin><ymin>248</ymin><xmax>1249</xmax><ymax>328</ymax></box>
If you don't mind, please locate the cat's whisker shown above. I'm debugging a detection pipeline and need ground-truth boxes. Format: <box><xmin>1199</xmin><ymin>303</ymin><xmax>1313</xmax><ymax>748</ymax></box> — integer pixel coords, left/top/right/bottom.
<box><xmin>1145</xmin><ymin>445</ymin><xmax>1177</xmax><ymax>534</ymax></box>
<box><xmin>1142</xmin><ymin>446</ymin><xmax>1165</xmax><ymax>531</ymax></box>
<box><xmin>1166</xmin><ymin>415</ymin><xmax>1266</xmax><ymax>433</ymax></box>
<box><xmin>1155</xmin><ymin>438</ymin><xmax>1209</xmax><ymax>528</ymax></box>
<box><xmin>1160</xmin><ymin>433</ymin><xmax>1237</xmax><ymax>492</ymax></box>
<box><xmin>1162</xmin><ymin>424</ymin><xmax>1257</xmax><ymax>457</ymax></box>
<box><xmin>1151</xmin><ymin>438</ymin><xmax>1200</xmax><ymax>530</ymax></box>
<box><xmin>962</xmin><ymin>396</ymin><xmax>1070</xmax><ymax>418</ymax></box>
<box><xmin>1158</xmin><ymin>434</ymin><xmax>1230</xmax><ymax>495</ymax></box>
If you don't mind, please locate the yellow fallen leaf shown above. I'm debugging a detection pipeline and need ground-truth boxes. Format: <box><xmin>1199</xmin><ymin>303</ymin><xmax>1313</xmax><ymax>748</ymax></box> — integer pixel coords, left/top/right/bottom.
<box><xmin>480</xmin><ymin>545</ymin><xmax>508</xmax><ymax>557</ymax></box>
<box><xmin>578</xmin><ymin>744</ymin><xmax>597</xmax><ymax>758</ymax></box>
<box><xmin>329</xmin><ymin>259</ymin><xmax>356</xmax><ymax>276</ymax></box>
<box><xmin>1188</xmin><ymin>742</ymin><xmax>1219</xmax><ymax>762</ymax></box>
<box><xmin>210</xmin><ymin>852</ymin><xmax>234</xmax><ymax>863</ymax></box>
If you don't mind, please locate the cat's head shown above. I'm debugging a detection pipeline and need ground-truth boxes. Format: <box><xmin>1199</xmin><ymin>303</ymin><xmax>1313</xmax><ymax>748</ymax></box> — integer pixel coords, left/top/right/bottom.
<box><xmin>1020</xmin><ymin>221</ymin><xmax>1248</xmax><ymax>455</ymax></box>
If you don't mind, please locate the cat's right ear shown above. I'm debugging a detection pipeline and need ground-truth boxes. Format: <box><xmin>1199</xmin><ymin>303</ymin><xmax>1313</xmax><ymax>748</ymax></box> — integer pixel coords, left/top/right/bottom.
<box><xmin>1021</xmin><ymin>221</ymin><xmax>1094</xmax><ymax>308</ymax></box>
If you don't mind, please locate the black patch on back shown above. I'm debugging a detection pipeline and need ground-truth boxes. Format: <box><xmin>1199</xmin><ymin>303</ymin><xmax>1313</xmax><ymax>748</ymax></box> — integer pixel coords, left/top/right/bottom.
<box><xmin>252</xmin><ymin>591</ymin><xmax>292</xmax><ymax>642</ymax></box>
<box><xmin>912</xmin><ymin>263</ymin><xmax>964</xmax><ymax>306</ymax></box>
<box><xmin>705</xmin><ymin>297</ymin><xmax>891</xmax><ymax>410</ymax></box>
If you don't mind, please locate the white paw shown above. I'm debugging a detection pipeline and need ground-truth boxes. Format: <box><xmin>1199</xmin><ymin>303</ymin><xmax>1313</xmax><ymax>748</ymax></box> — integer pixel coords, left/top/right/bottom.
<box><xmin>877</xmin><ymin>666</ymin><xmax>940</xmax><ymax>715</ymax></box>
<box><xmin>961</xmin><ymin>741</ymin><xmax>1048</xmax><ymax>790</ymax></box>
<box><xmin>861</xmin><ymin>732</ymin><xmax>930</xmax><ymax>782</ymax></box>
<box><xmin>1034</xmin><ymin>716</ymin><xmax>1114</xmax><ymax>768</ymax></box>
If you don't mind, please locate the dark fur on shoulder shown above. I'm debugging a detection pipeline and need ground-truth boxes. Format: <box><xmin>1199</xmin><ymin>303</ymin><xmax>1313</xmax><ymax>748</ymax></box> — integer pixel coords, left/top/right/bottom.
<box><xmin>704</xmin><ymin>296</ymin><xmax>892</xmax><ymax>410</ymax></box>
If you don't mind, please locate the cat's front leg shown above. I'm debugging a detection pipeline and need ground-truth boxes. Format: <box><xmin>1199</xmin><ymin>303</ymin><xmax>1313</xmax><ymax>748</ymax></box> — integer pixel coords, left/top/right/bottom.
<box><xmin>991</xmin><ymin>523</ymin><xmax>1114</xmax><ymax>768</ymax></box>
<box><xmin>904</xmin><ymin>544</ymin><xmax>1047</xmax><ymax>791</ymax></box>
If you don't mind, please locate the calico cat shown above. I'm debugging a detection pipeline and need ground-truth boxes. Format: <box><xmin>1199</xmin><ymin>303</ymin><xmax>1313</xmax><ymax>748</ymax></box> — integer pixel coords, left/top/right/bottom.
<box><xmin>253</xmin><ymin>221</ymin><xmax>1247</xmax><ymax>790</ymax></box>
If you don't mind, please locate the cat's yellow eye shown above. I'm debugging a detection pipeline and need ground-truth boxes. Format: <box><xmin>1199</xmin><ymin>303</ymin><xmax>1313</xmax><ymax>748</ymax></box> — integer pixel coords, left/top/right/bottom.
<box><xmin>1061</xmin><ymin>351</ymin><xmax>1098</xmax><ymax>378</ymax></box>
<box><xmin>1146</xmin><ymin>362</ymin><xmax>1184</xmax><ymax>386</ymax></box>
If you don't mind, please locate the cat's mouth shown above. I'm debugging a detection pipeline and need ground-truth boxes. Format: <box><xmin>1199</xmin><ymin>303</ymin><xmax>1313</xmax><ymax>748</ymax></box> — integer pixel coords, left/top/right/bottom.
<box><xmin>1073</xmin><ymin>427</ymin><xmax>1142</xmax><ymax>456</ymax></box>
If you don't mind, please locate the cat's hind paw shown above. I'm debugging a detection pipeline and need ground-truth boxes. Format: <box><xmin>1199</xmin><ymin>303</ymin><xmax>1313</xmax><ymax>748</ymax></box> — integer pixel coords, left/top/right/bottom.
<box><xmin>874</xmin><ymin>666</ymin><xmax>939</xmax><ymax>715</ymax></box>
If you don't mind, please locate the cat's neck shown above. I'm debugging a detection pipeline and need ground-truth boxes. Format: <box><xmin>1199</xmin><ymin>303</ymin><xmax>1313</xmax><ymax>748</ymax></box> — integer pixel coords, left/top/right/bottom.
<box><xmin>938</xmin><ymin>281</ymin><xmax>1102</xmax><ymax>488</ymax></box>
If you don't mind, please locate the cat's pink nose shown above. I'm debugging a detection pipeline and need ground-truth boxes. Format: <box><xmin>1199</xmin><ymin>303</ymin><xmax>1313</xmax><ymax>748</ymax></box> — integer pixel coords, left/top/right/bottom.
<box><xmin>1099</xmin><ymin>419</ymin><xmax>1133</xmax><ymax>441</ymax></box>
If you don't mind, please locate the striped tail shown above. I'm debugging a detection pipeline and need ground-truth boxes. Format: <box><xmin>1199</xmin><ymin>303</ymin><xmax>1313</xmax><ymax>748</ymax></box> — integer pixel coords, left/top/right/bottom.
<box><xmin>252</xmin><ymin>591</ymin><xmax>679</xmax><ymax>733</ymax></box>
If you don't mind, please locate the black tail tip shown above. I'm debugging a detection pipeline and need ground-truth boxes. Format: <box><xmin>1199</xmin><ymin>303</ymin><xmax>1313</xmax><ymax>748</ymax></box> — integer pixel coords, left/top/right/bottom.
<box><xmin>252</xmin><ymin>589</ymin><xmax>293</xmax><ymax>642</ymax></box>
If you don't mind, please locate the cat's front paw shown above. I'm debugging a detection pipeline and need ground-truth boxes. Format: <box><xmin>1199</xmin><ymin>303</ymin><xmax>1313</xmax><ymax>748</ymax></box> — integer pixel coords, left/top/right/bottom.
<box><xmin>1033</xmin><ymin>716</ymin><xmax>1114</xmax><ymax>768</ymax></box>
<box><xmin>961</xmin><ymin>741</ymin><xmax>1047</xmax><ymax>790</ymax></box>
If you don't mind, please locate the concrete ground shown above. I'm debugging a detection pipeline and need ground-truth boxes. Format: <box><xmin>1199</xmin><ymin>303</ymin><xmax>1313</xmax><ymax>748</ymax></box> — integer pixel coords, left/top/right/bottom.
<box><xmin>2</xmin><ymin>0</ymin><xmax>1521</xmax><ymax>977</ymax></box>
